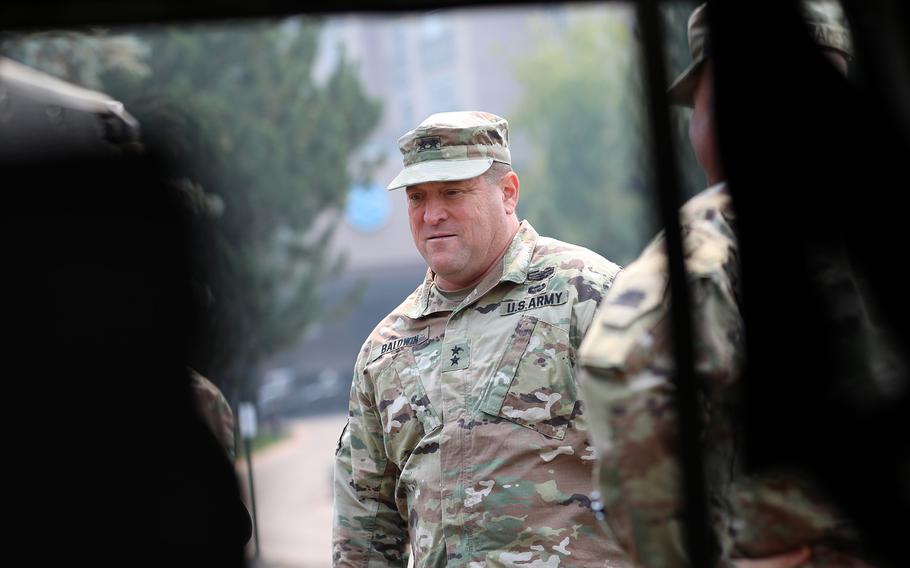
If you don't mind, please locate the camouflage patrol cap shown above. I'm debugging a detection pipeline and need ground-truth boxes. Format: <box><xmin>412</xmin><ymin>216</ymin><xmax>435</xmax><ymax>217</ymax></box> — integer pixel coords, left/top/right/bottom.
<box><xmin>386</xmin><ymin>111</ymin><xmax>511</xmax><ymax>191</ymax></box>
<box><xmin>668</xmin><ymin>1</ymin><xmax>854</xmax><ymax>107</ymax></box>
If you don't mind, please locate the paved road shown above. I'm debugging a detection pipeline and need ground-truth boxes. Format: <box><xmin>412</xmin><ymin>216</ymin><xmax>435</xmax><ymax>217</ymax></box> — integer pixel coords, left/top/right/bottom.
<box><xmin>237</xmin><ymin>414</ymin><xmax>347</xmax><ymax>568</ymax></box>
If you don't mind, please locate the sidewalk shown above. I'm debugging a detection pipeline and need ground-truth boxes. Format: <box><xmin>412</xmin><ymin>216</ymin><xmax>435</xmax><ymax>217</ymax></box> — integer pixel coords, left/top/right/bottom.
<box><xmin>236</xmin><ymin>413</ymin><xmax>348</xmax><ymax>568</ymax></box>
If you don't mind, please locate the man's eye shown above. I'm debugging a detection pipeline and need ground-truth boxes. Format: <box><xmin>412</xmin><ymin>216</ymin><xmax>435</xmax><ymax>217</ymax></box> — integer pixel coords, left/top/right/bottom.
<box><xmin>445</xmin><ymin>190</ymin><xmax>461</xmax><ymax>197</ymax></box>
<box><xmin>408</xmin><ymin>193</ymin><xmax>423</xmax><ymax>202</ymax></box>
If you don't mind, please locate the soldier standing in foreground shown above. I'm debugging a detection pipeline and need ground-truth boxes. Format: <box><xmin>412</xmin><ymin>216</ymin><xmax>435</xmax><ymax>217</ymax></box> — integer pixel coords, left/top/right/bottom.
<box><xmin>332</xmin><ymin>111</ymin><xmax>628</xmax><ymax>566</ymax></box>
<box><xmin>578</xmin><ymin>3</ymin><xmax>874</xmax><ymax>567</ymax></box>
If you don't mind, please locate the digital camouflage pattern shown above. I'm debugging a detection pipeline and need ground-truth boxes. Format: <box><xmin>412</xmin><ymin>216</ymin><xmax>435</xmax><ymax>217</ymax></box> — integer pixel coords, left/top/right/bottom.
<box><xmin>191</xmin><ymin>369</ymin><xmax>236</xmax><ymax>460</ymax></box>
<box><xmin>387</xmin><ymin>111</ymin><xmax>511</xmax><ymax>190</ymax></box>
<box><xmin>577</xmin><ymin>185</ymin><xmax>873</xmax><ymax>567</ymax></box>
<box><xmin>333</xmin><ymin>220</ymin><xmax>629</xmax><ymax>567</ymax></box>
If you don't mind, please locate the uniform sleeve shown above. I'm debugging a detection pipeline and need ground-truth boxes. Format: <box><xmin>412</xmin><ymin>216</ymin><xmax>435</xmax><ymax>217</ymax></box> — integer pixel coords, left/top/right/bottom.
<box><xmin>570</xmin><ymin>262</ymin><xmax>623</xmax><ymax>349</ymax></box>
<box><xmin>577</xmin><ymin>252</ymin><xmax>743</xmax><ymax>568</ymax></box>
<box><xmin>190</xmin><ymin>371</ymin><xmax>237</xmax><ymax>461</ymax></box>
<box><xmin>333</xmin><ymin>352</ymin><xmax>409</xmax><ymax>567</ymax></box>
<box><xmin>578</xmin><ymin>293</ymin><xmax>688</xmax><ymax>567</ymax></box>
<box><xmin>577</xmin><ymin>192</ymin><xmax>856</xmax><ymax>565</ymax></box>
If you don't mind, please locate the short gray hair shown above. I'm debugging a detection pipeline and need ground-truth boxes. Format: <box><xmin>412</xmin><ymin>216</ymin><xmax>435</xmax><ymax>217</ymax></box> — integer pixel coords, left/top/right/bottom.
<box><xmin>483</xmin><ymin>161</ymin><xmax>513</xmax><ymax>186</ymax></box>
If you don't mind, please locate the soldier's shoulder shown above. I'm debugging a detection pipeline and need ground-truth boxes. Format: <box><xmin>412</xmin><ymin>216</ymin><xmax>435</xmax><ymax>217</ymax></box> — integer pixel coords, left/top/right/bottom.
<box><xmin>578</xmin><ymin>186</ymin><xmax>739</xmax><ymax>372</ymax></box>
<box><xmin>355</xmin><ymin>283</ymin><xmax>429</xmax><ymax>369</ymax></box>
<box><xmin>578</xmin><ymin>240</ymin><xmax>669</xmax><ymax>371</ymax></box>
<box><xmin>191</xmin><ymin>370</ymin><xmax>229</xmax><ymax>405</ymax></box>
<box><xmin>680</xmin><ymin>183</ymin><xmax>733</xmax><ymax>221</ymax></box>
<box><xmin>680</xmin><ymin>185</ymin><xmax>738</xmax><ymax>282</ymax></box>
<box><xmin>533</xmin><ymin>234</ymin><xmax>622</xmax><ymax>284</ymax></box>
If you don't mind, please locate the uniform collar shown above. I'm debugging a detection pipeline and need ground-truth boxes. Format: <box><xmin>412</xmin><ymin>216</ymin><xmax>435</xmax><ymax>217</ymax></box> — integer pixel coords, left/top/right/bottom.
<box><xmin>681</xmin><ymin>181</ymin><xmax>730</xmax><ymax>221</ymax></box>
<box><xmin>403</xmin><ymin>220</ymin><xmax>539</xmax><ymax>319</ymax></box>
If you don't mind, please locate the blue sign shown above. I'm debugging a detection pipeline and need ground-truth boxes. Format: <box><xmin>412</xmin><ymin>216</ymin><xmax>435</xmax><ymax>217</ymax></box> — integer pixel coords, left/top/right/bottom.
<box><xmin>345</xmin><ymin>182</ymin><xmax>391</xmax><ymax>232</ymax></box>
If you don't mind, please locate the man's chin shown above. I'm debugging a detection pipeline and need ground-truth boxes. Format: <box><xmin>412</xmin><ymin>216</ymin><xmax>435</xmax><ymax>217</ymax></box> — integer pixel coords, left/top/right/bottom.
<box><xmin>427</xmin><ymin>260</ymin><xmax>464</xmax><ymax>279</ymax></box>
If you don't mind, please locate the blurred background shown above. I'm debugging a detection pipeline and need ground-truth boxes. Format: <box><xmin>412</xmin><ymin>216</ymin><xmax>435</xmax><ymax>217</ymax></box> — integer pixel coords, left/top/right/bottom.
<box><xmin>1</xmin><ymin>2</ymin><xmax>703</xmax><ymax>566</ymax></box>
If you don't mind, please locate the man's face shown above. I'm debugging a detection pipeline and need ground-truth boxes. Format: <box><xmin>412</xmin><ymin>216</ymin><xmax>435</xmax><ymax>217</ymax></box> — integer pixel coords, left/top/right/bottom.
<box><xmin>405</xmin><ymin>172</ymin><xmax>516</xmax><ymax>289</ymax></box>
<box><xmin>689</xmin><ymin>61</ymin><xmax>723</xmax><ymax>185</ymax></box>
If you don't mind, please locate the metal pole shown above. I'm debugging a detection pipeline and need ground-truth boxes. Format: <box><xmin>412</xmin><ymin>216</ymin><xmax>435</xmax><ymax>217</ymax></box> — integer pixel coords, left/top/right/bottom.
<box><xmin>244</xmin><ymin>437</ymin><xmax>261</xmax><ymax>559</ymax></box>
<box><xmin>636</xmin><ymin>0</ymin><xmax>716</xmax><ymax>565</ymax></box>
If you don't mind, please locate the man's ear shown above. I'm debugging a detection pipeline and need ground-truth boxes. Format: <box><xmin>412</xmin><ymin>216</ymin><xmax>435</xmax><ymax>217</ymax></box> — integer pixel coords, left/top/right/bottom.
<box><xmin>501</xmin><ymin>171</ymin><xmax>520</xmax><ymax>215</ymax></box>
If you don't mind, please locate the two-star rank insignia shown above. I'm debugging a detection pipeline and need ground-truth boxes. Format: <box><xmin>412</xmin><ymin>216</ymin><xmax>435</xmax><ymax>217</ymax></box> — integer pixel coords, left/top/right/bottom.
<box><xmin>442</xmin><ymin>341</ymin><xmax>470</xmax><ymax>372</ymax></box>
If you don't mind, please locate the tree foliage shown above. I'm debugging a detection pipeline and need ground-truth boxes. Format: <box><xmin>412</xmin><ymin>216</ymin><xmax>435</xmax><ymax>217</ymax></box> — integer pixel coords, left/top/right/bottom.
<box><xmin>3</xmin><ymin>20</ymin><xmax>382</xmax><ymax>400</ymax></box>
<box><xmin>0</xmin><ymin>30</ymin><xmax>150</xmax><ymax>89</ymax></box>
<box><xmin>120</xmin><ymin>20</ymin><xmax>381</xmax><ymax>400</ymax></box>
<box><xmin>511</xmin><ymin>4</ymin><xmax>703</xmax><ymax>266</ymax></box>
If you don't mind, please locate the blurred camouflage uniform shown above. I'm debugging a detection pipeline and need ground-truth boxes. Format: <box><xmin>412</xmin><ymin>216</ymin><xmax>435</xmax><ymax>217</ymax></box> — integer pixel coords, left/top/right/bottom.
<box><xmin>578</xmin><ymin>3</ymin><xmax>873</xmax><ymax>567</ymax></box>
<box><xmin>191</xmin><ymin>369</ymin><xmax>236</xmax><ymax>461</ymax></box>
<box><xmin>333</xmin><ymin>112</ymin><xmax>627</xmax><ymax>566</ymax></box>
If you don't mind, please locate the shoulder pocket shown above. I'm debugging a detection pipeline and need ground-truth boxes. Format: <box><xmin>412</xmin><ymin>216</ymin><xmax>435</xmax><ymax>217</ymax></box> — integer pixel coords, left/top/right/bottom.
<box><xmin>477</xmin><ymin>315</ymin><xmax>577</xmax><ymax>440</ymax></box>
<box><xmin>598</xmin><ymin>268</ymin><xmax>667</xmax><ymax>329</ymax></box>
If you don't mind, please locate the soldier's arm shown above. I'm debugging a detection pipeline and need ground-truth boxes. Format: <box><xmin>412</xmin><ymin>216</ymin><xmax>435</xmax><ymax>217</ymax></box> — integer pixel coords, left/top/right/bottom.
<box><xmin>569</xmin><ymin>261</ymin><xmax>623</xmax><ymax>350</ymax></box>
<box><xmin>190</xmin><ymin>371</ymin><xmax>237</xmax><ymax>460</ymax></box>
<box><xmin>579</xmin><ymin>305</ymin><xmax>690</xmax><ymax>567</ymax></box>
<box><xmin>333</xmin><ymin>359</ymin><xmax>409</xmax><ymax>567</ymax></box>
<box><xmin>578</xmin><ymin>253</ymin><xmax>743</xmax><ymax>567</ymax></box>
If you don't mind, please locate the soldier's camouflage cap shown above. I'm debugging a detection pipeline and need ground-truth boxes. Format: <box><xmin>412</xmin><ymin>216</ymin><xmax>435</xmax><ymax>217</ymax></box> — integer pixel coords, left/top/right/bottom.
<box><xmin>668</xmin><ymin>1</ymin><xmax>854</xmax><ymax>107</ymax></box>
<box><xmin>386</xmin><ymin>111</ymin><xmax>511</xmax><ymax>191</ymax></box>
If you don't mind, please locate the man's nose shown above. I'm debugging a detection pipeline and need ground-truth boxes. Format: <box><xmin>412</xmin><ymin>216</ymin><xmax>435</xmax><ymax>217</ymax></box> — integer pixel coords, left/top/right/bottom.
<box><xmin>423</xmin><ymin>196</ymin><xmax>447</xmax><ymax>225</ymax></box>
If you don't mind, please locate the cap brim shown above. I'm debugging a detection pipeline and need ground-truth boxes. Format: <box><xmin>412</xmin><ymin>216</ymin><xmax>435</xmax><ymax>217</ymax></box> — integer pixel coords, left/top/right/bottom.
<box><xmin>386</xmin><ymin>158</ymin><xmax>494</xmax><ymax>191</ymax></box>
<box><xmin>667</xmin><ymin>58</ymin><xmax>706</xmax><ymax>108</ymax></box>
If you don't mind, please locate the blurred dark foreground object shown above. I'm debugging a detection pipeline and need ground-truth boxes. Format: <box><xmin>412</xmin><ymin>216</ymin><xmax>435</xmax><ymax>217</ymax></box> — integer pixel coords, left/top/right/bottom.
<box><xmin>708</xmin><ymin>0</ymin><xmax>910</xmax><ymax>565</ymax></box>
<box><xmin>0</xmin><ymin>56</ymin><xmax>140</xmax><ymax>157</ymax></box>
<box><xmin>2</xmin><ymin>58</ymin><xmax>249</xmax><ymax>567</ymax></box>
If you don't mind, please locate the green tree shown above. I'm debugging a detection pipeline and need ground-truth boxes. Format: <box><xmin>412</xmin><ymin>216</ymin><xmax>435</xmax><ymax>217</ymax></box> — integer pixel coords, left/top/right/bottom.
<box><xmin>511</xmin><ymin>4</ymin><xmax>703</xmax><ymax>266</ymax></box>
<box><xmin>4</xmin><ymin>21</ymin><xmax>382</xmax><ymax>401</ymax></box>
<box><xmin>112</xmin><ymin>20</ymin><xmax>381</xmax><ymax>401</ymax></box>
<box><xmin>0</xmin><ymin>29</ymin><xmax>150</xmax><ymax>89</ymax></box>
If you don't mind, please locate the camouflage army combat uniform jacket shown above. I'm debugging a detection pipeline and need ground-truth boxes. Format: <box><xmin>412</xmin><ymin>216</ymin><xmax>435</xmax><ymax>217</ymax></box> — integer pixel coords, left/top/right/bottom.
<box><xmin>577</xmin><ymin>185</ymin><xmax>872</xmax><ymax>567</ymax></box>
<box><xmin>333</xmin><ymin>221</ymin><xmax>630</xmax><ymax>567</ymax></box>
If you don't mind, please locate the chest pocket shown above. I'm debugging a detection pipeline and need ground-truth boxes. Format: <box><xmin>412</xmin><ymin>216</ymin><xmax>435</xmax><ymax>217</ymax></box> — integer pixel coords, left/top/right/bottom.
<box><xmin>477</xmin><ymin>315</ymin><xmax>577</xmax><ymax>440</ymax></box>
<box><xmin>371</xmin><ymin>348</ymin><xmax>441</xmax><ymax>467</ymax></box>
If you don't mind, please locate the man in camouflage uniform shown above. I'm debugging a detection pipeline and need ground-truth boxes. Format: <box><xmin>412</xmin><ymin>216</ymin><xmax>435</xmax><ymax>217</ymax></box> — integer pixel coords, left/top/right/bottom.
<box><xmin>578</xmin><ymin>3</ymin><xmax>873</xmax><ymax>567</ymax></box>
<box><xmin>333</xmin><ymin>111</ymin><xmax>628</xmax><ymax>567</ymax></box>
